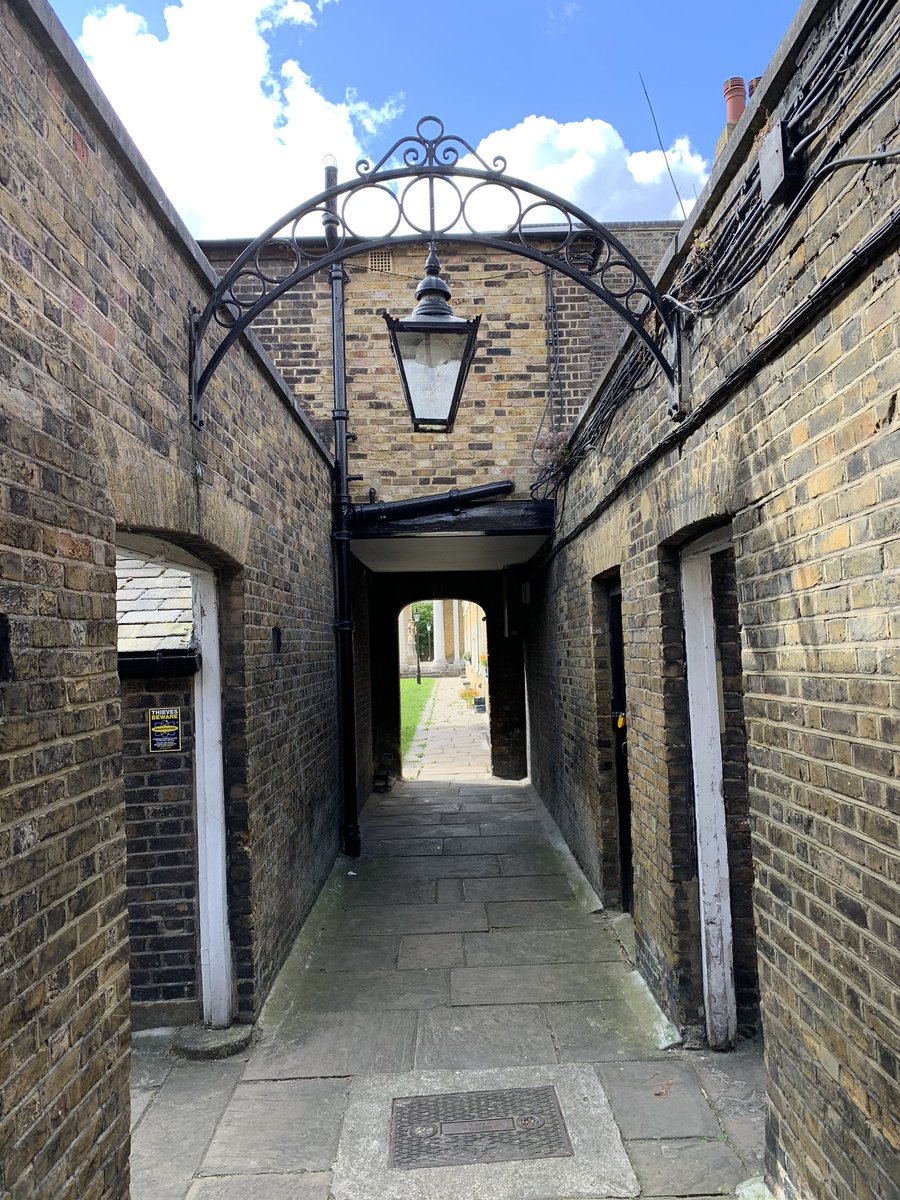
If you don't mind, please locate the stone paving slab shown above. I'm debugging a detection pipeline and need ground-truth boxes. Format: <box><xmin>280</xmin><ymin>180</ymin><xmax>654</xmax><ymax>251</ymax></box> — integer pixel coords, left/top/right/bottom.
<box><xmin>290</xmin><ymin>968</ymin><xmax>450</xmax><ymax>1010</ymax></box>
<box><xmin>358</xmin><ymin>854</ymin><xmax>502</xmax><ymax>878</ymax></box>
<box><xmin>463</xmin><ymin>927</ymin><xmax>621</xmax><ymax>966</ymax></box>
<box><xmin>187</xmin><ymin>1175</ymin><xmax>331</xmax><ymax>1200</ymax></box>
<box><xmin>306</xmin><ymin>935</ymin><xmax>400</xmax><ymax>971</ymax></box>
<box><xmin>443</xmin><ymin>834</ymin><xmax>549</xmax><ymax>854</ymax></box>
<box><xmin>462</xmin><ymin>874</ymin><xmax>575</xmax><ymax>901</ymax></box>
<box><xmin>437</xmin><ymin>878</ymin><xmax>465</xmax><ymax>902</ymax></box>
<box><xmin>546</xmin><ymin>1001</ymin><xmax>667</xmax><ymax>1061</ymax></box>
<box><xmin>363</xmin><ymin>814</ymin><xmax>447</xmax><ymax>829</ymax></box>
<box><xmin>131</xmin><ymin>1030</ymin><xmax>177</xmax><ymax>1088</ymax></box>
<box><xmin>627</xmin><ymin>1137</ymin><xmax>747</xmax><ymax>1195</ymax></box>
<box><xmin>498</xmin><ymin>848</ymin><xmax>568</xmax><ymax>875</ymax></box>
<box><xmin>690</xmin><ymin>1042</ymin><xmax>767</xmax><ymax>1171</ymax></box>
<box><xmin>375</xmin><ymin>803</ymin><xmax>462</xmax><ymax>815</ymax></box>
<box><xmin>442</xmin><ymin>810</ymin><xmax>503</xmax><ymax>824</ymax></box>
<box><xmin>244</xmin><ymin>1010</ymin><xmax>418</xmax><ymax>1079</ymax></box>
<box><xmin>480</xmin><ymin>820</ymin><xmax>546</xmax><ymax>836</ymax></box>
<box><xmin>341</xmin><ymin>878</ymin><xmax>438</xmax><ymax>905</ymax></box>
<box><xmin>130</xmin><ymin>1088</ymin><xmax>156</xmax><ymax>1130</ymax></box>
<box><xmin>398</xmin><ymin>933</ymin><xmax>465</xmax><ymax>969</ymax></box>
<box><xmin>451</xmin><ymin>962</ymin><xmax>628</xmax><ymax>1005</ymax></box>
<box><xmin>130</xmin><ymin>1060</ymin><xmax>245</xmax><ymax>1200</ymax></box>
<box><xmin>486</xmin><ymin>900</ymin><xmax>605</xmax><ymax>928</ymax></box>
<box><xmin>339</xmin><ymin>902</ymin><xmax>489</xmax><ymax>935</ymax></box>
<box><xmin>456</xmin><ymin>801</ymin><xmax>534</xmax><ymax>812</ymax></box>
<box><xmin>331</xmin><ymin>1065</ymin><xmax>638</xmax><ymax>1200</ymax></box>
<box><xmin>365</xmin><ymin>838</ymin><xmax>444</xmax><ymax>855</ymax></box>
<box><xmin>415</xmin><ymin>1004</ymin><xmax>558</xmax><ymax>1069</ymax></box>
<box><xmin>596</xmin><ymin>1061</ymin><xmax>724</xmax><ymax>1138</ymax></box>
<box><xmin>199</xmin><ymin>1078</ymin><xmax>347</xmax><ymax>1175</ymax></box>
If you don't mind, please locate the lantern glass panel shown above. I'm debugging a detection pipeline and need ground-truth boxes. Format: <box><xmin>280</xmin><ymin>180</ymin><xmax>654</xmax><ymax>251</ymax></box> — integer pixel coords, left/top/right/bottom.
<box><xmin>394</xmin><ymin>328</ymin><xmax>470</xmax><ymax>425</ymax></box>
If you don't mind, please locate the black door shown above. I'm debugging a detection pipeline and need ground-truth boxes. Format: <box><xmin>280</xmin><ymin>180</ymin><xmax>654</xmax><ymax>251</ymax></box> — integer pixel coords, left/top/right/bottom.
<box><xmin>609</xmin><ymin>587</ymin><xmax>633</xmax><ymax>912</ymax></box>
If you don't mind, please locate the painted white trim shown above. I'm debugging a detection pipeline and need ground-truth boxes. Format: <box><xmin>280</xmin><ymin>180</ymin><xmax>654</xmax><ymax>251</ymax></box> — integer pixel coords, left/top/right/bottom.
<box><xmin>681</xmin><ymin>546</ymin><xmax>737</xmax><ymax>1049</ymax></box>
<box><xmin>190</xmin><ymin>566</ymin><xmax>232</xmax><ymax>1027</ymax></box>
<box><xmin>191</xmin><ymin>568</ymin><xmax>233</xmax><ymax>1027</ymax></box>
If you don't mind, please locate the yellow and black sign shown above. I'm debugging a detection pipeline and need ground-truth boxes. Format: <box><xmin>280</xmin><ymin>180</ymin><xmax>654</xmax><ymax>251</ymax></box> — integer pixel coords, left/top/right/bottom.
<box><xmin>148</xmin><ymin>707</ymin><xmax>183</xmax><ymax>753</ymax></box>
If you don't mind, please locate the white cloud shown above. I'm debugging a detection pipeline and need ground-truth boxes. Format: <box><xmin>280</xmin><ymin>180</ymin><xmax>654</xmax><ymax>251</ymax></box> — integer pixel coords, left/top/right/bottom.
<box><xmin>76</xmin><ymin>5</ymin><xmax>708</xmax><ymax>240</ymax></box>
<box><xmin>270</xmin><ymin>1</ymin><xmax>315</xmax><ymax>24</ymax></box>
<box><xmin>78</xmin><ymin>0</ymin><xmax>400</xmax><ymax>238</ymax></box>
<box><xmin>464</xmin><ymin>116</ymin><xmax>708</xmax><ymax>227</ymax></box>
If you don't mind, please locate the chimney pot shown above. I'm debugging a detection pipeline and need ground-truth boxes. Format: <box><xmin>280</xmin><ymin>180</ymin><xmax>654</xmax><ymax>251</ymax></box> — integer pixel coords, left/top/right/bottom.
<box><xmin>748</xmin><ymin>76</ymin><xmax>762</xmax><ymax>98</ymax></box>
<box><xmin>724</xmin><ymin>76</ymin><xmax>747</xmax><ymax>125</ymax></box>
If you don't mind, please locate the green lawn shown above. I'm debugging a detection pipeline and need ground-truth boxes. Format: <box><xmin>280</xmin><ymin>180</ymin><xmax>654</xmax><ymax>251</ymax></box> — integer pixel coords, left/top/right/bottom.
<box><xmin>400</xmin><ymin>677</ymin><xmax>437</xmax><ymax>758</ymax></box>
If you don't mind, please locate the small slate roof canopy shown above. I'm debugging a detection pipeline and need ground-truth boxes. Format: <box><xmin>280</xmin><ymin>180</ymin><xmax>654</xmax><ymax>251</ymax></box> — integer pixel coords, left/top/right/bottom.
<box><xmin>115</xmin><ymin>551</ymin><xmax>195</xmax><ymax>652</ymax></box>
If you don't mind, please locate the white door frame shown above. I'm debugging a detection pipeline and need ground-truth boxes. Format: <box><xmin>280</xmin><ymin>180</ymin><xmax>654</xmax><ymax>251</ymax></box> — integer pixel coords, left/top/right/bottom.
<box><xmin>680</xmin><ymin>528</ymin><xmax>737</xmax><ymax>1048</ymax></box>
<box><xmin>118</xmin><ymin>535</ymin><xmax>233</xmax><ymax>1027</ymax></box>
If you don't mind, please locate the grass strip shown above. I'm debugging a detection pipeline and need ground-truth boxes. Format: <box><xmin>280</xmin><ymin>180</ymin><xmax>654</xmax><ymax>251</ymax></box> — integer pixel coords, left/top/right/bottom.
<box><xmin>400</xmin><ymin>676</ymin><xmax>437</xmax><ymax>759</ymax></box>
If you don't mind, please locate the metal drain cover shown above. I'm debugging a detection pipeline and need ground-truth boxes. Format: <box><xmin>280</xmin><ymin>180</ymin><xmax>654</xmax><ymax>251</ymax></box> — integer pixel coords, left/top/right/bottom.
<box><xmin>389</xmin><ymin>1085</ymin><xmax>573</xmax><ymax>1169</ymax></box>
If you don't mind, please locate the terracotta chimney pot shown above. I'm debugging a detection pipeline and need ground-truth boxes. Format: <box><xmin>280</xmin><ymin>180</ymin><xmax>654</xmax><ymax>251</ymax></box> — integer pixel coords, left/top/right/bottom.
<box><xmin>724</xmin><ymin>77</ymin><xmax>747</xmax><ymax>125</ymax></box>
<box><xmin>749</xmin><ymin>76</ymin><xmax>762</xmax><ymax>98</ymax></box>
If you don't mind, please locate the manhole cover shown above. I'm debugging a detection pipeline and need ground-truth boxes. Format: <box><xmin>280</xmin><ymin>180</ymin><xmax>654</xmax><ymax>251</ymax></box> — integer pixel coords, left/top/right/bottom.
<box><xmin>389</xmin><ymin>1085</ymin><xmax>573</xmax><ymax>1169</ymax></box>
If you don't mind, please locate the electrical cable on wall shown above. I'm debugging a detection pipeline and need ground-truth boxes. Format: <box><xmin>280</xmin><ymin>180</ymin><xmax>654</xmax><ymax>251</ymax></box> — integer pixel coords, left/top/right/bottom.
<box><xmin>544</xmin><ymin>0</ymin><xmax>898</xmax><ymax>497</ymax></box>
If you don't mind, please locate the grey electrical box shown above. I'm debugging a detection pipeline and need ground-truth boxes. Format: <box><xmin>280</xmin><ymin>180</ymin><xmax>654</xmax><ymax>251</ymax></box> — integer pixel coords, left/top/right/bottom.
<box><xmin>759</xmin><ymin>121</ymin><xmax>795</xmax><ymax>206</ymax></box>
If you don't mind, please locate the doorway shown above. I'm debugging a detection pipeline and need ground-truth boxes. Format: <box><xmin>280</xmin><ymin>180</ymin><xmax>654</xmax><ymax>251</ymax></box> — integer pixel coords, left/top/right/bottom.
<box><xmin>608</xmin><ymin>585</ymin><xmax>634</xmax><ymax>913</ymax></box>
<box><xmin>592</xmin><ymin>574</ymin><xmax>633</xmax><ymax>911</ymax></box>
<box><xmin>116</xmin><ymin>535</ymin><xmax>232</xmax><ymax>1028</ymax></box>
<box><xmin>396</xmin><ymin>598</ymin><xmax>490</xmax><ymax>779</ymax></box>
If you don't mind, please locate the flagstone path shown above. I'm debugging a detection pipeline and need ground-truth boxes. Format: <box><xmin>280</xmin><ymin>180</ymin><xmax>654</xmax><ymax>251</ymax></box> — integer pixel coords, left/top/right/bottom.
<box><xmin>130</xmin><ymin>677</ymin><xmax>769</xmax><ymax>1200</ymax></box>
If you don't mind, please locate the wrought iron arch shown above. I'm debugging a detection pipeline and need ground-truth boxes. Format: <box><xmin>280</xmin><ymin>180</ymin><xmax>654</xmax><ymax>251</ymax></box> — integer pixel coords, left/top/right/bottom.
<box><xmin>189</xmin><ymin>116</ymin><xmax>679</xmax><ymax>426</ymax></box>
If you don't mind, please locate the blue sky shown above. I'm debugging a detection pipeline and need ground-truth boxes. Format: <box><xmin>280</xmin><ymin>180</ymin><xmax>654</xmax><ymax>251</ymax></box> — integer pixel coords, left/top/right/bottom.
<box><xmin>49</xmin><ymin>0</ymin><xmax>799</xmax><ymax>238</ymax></box>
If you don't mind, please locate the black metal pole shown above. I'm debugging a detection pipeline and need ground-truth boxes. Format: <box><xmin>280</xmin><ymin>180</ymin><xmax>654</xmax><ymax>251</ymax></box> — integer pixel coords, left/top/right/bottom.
<box><xmin>325</xmin><ymin>163</ymin><xmax>361</xmax><ymax>858</ymax></box>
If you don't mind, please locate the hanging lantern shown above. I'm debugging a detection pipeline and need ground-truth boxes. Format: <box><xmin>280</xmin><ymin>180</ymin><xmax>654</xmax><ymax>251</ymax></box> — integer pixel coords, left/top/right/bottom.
<box><xmin>383</xmin><ymin>244</ymin><xmax>480</xmax><ymax>433</ymax></box>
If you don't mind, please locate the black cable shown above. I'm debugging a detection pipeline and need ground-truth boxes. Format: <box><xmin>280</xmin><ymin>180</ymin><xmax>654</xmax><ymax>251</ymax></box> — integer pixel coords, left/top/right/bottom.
<box><xmin>532</xmin><ymin>203</ymin><xmax>900</xmax><ymax>573</ymax></box>
<box><xmin>691</xmin><ymin>70</ymin><xmax>900</xmax><ymax>311</ymax></box>
<box><xmin>550</xmin><ymin>3</ymin><xmax>898</xmax><ymax>497</ymax></box>
<box><xmin>669</xmin><ymin>4</ymin><xmax>898</xmax><ymax>313</ymax></box>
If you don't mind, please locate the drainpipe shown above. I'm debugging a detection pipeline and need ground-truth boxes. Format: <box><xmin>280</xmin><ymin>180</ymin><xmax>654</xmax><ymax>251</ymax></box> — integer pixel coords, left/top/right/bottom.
<box><xmin>351</xmin><ymin>480</ymin><xmax>514</xmax><ymax>526</ymax></box>
<box><xmin>325</xmin><ymin>161</ymin><xmax>361</xmax><ymax>858</ymax></box>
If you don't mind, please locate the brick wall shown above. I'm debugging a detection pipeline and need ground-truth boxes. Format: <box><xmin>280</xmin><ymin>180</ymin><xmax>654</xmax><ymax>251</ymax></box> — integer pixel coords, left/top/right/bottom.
<box><xmin>0</xmin><ymin>383</ymin><xmax>128</xmax><ymax>1200</ymax></box>
<box><xmin>525</xmin><ymin>1</ymin><xmax>900</xmax><ymax>1196</ymax></box>
<box><xmin>121</xmin><ymin>676</ymin><xmax>200</xmax><ymax>1023</ymax></box>
<box><xmin>0</xmin><ymin>0</ymin><xmax>340</xmax><ymax>1193</ymax></box>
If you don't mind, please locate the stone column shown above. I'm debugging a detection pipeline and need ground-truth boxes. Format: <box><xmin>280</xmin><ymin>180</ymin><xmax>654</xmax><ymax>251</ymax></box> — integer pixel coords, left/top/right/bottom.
<box><xmin>432</xmin><ymin>598</ymin><xmax>446</xmax><ymax>665</ymax></box>
<box><xmin>452</xmin><ymin>599</ymin><xmax>461</xmax><ymax>664</ymax></box>
<box><xmin>399</xmin><ymin>606</ymin><xmax>417</xmax><ymax>665</ymax></box>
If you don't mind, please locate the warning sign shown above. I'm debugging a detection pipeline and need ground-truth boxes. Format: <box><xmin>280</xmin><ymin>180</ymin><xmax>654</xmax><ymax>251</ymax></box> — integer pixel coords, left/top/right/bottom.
<box><xmin>148</xmin><ymin>707</ymin><xmax>183</xmax><ymax>753</ymax></box>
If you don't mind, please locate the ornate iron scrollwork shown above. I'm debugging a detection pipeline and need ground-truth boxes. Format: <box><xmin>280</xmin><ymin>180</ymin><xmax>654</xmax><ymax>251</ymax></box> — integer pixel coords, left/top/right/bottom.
<box><xmin>357</xmin><ymin>115</ymin><xmax>507</xmax><ymax>176</ymax></box>
<box><xmin>189</xmin><ymin>116</ymin><xmax>677</xmax><ymax>427</ymax></box>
